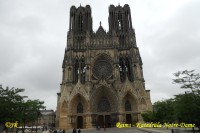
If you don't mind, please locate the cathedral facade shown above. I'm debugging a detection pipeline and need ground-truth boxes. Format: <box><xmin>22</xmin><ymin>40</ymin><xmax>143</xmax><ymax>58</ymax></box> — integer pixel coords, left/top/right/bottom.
<box><xmin>56</xmin><ymin>4</ymin><xmax>152</xmax><ymax>130</ymax></box>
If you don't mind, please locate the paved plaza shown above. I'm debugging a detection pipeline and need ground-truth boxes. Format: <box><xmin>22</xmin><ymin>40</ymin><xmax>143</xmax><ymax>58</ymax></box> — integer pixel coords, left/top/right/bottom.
<box><xmin>57</xmin><ymin>127</ymin><xmax>200</xmax><ymax>133</ymax></box>
<box><xmin>64</xmin><ymin>127</ymin><xmax>150</xmax><ymax>133</ymax></box>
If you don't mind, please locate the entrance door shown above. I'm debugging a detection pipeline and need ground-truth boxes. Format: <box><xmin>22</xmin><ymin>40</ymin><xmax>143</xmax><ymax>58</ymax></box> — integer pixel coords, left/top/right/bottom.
<box><xmin>105</xmin><ymin>115</ymin><xmax>111</xmax><ymax>128</ymax></box>
<box><xmin>97</xmin><ymin>115</ymin><xmax>104</xmax><ymax>128</ymax></box>
<box><xmin>126</xmin><ymin>114</ymin><xmax>132</xmax><ymax>124</ymax></box>
<box><xmin>77</xmin><ymin>116</ymin><xmax>83</xmax><ymax>129</ymax></box>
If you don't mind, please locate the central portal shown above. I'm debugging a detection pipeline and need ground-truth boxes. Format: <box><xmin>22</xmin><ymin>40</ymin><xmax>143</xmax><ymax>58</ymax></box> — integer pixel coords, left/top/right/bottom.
<box><xmin>97</xmin><ymin>115</ymin><xmax>111</xmax><ymax>128</ymax></box>
<box><xmin>105</xmin><ymin>115</ymin><xmax>111</xmax><ymax>128</ymax></box>
<box><xmin>97</xmin><ymin>115</ymin><xmax>104</xmax><ymax>128</ymax></box>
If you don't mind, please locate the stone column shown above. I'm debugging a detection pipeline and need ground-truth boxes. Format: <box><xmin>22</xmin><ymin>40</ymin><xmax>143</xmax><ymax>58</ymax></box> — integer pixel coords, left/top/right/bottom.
<box><xmin>59</xmin><ymin>117</ymin><xmax>68</xmax><ymax>130</ymax></box>
<box><xmin>66</xmin><ymin>115</ymin><xmax>73</xmax><ymax>130</ymax></box>
<box><xmin>85</xmin><ymin>115</ymin><xmax>93</xmax><ymax>128</ymax></box>
<box><xmin>117</xmin><ymin>113</ymin><xmax>125</xmax><ymax>122</ymax></box>
<box><xmin>137</xmin><ymin>113</ymin><xmax>143</xmax><ymax>122</ymax></box>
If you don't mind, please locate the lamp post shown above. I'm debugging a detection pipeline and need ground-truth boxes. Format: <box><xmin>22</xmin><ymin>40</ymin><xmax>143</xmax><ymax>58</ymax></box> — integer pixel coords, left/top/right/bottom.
<box><xmin>51</xmin><ymin>111</ymin><xmax>55</xmax><ymax>130</ymax></box>
<box><xmin>18</xmin><ymin>106</ymin><xmax>26</xmax><ymax>133</ymax></box>
<box><xmin>20</xmin><ymin>106</ymin><xmax>34</xmax><ymax>133</ymax></box>
<box><xmin>36</xmin><ymin>110</ymin><xmax>40</xmax><ymax>133</ymax></box>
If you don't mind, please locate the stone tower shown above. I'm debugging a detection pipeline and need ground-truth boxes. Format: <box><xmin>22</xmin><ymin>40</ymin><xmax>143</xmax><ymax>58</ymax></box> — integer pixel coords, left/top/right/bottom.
<box><xmin>56</xmin><ymin>4</ymin><xmax>152</xmax><ymax>130</ymax></box>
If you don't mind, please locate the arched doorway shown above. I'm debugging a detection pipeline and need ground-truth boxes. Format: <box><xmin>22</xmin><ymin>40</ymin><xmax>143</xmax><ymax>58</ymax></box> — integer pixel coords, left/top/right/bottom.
<box><xmin>126</xmin><ymin>114</ymin><xmax>132</xmax><ymax>124</ymax></box>
<box><xmin>97</xmin><ymin>115</ymin><xmax>111</xmax><ymax>128</ymax></box>
<box><xmin>122</xmin><ymin>92</ymin><xmax>138</xmax><ymax>124</ymax></box>
<box><xmin>97</xmin><ymin>115</ymin><xmax>104</xmax><ymax>128</ymax></box>
<box><xmin>70</xmin><ymin>94</ymin><xmax>88</xmax><ymax>129</ymax></box>
<box><xmin>90</xmin><ymin>85</ymin><xmax>118</xmax><ymax>128</ymax></box>
<box><xmin>105</xmin><ymin>115</ymin><xmax>111</xmax><ymax>128</ymax></box>
<box><xmin>77</xmin><ymin>116</ymin><xmax>83</xmax><ymax>129</ymax></box>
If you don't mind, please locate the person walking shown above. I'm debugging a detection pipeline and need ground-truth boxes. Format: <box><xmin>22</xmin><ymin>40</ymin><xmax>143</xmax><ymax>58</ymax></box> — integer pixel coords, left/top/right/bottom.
<box><xmin>53</xmin><ymin>129</ymin><xmax>57</xmax><ymax>133</ymax></box>
<box><xmin>78</xmin><ymin>128</ymin><xmax>81</xmax><ymax>133</ymax></box>
<box><xmin>72</xmin><ymin>128</ymin><xmax>77</xmax><ymax>133</ymax></box>
<box><xmin>96</xmin><ymin>124</ymin><xmax>98</xmax><ymax>130</ymax></box>
<box><xmin>59</xmin><ymin>129</ymin><xmax>63</xmax><ymax>133</ymax></box>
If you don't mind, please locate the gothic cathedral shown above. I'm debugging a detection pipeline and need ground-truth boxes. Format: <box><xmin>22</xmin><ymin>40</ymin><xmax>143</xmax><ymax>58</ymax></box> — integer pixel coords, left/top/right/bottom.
<box><xmin>56</xmin><ymin>4</ymin><xmax>152</xmax><ymax>130</ymax></box>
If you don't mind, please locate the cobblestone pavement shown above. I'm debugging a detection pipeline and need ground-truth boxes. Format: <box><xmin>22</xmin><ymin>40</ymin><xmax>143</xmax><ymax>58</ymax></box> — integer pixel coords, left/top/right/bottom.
<box><xmin>136</xmin><ymin>127</ymin><xmax>200</xmax><ymax>133</ymax></box>
<box><xmin>43</xmin><ymin>127</ymin><xmax>200</xmax><ymax>133</ymax></box>
<box><xmin>64</xmin><ymin>127</ymin><xmax>149</xmax><ymax>133</ymax></box>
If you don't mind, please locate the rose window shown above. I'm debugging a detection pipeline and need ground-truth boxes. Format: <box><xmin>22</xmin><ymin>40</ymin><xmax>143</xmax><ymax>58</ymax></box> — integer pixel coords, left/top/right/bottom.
<box><xmin>93</xmin><ymin>60</ymin><xmax>112</xmax><ymax>79</ymax></box>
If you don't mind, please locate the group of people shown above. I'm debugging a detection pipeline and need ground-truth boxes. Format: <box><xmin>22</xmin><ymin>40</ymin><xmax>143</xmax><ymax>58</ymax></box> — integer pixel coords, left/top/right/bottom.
<box><xmin>50</xmin><ymin>129</ymin><xmax>65</xmax><ymax>133</ymax></box>
<box><xmin>50</xmin><ymin>128</ymin><xmax>81</xmax><ymax>133</ymax></box>
<box><xmin>96</xmin><ymin>125</ymin><xmax>106</xmax><ymax>131</ymax></box>
<box><xmin>72</xmin><ymin>128</ymin><xmax>81</xmax><ymax>133</ymax></box>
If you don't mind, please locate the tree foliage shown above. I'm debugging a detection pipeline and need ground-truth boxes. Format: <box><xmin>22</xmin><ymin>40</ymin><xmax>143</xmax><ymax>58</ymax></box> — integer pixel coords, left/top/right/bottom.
<box><xmin>142</xmin><ymin>99</ymin><xmax>175</xmax><ymax>123</ymax></box>
<box><xmin>141</xmin><ymin>111</ymin><xmax>156</xmax><ymax>122</ymax></box>
<box><xmin>173</xmin><ymin>69</ymin><xmax>200</xmax><ymax>126</ymax></box>
<box><xmin>173</xmin><ymin>93</ymin><xmax>200</xmax><ymax>127</ymax></box>
<box><xmin>153</xmin><ymin>99</ymin><xmax>175</xmax><ymax>123</ymax></box>
<box><xmin>0</xmin><ymin>86</ymin><xmax>26</xmax><ymax>123</ymax></box>
<box><xmin>142</xmin><ymin>69</ymin><xmax>200</xmax><ymax>128</ymax></box>
<box><xmin>0</xmin><ymin>85</ymin><xmax>45</xmax><ymax>127</ymax></box>
<box><xmin>173</xmin><ymin>69</ymin><xmax>200</xmax><ymax>95</ymax></box>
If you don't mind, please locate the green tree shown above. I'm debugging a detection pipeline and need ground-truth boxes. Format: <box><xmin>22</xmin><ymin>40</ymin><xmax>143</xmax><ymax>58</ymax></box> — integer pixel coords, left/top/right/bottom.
<box><xmin>173</xmin><ymin>93</ymin><xmax>200</xmax><ymax>124</ymax></box>
<box><xmin>141</xmin><ymin>111</ymin><xmax>156</xmax><ymax>122</ymax></box>
<box><xmin>153</xmin><ymin>99</ymin><xmax>175</xmax><ymax>123</ymax></box>
<box><xmin>173</xmin><ymin>69</ymin><xmax>200</xmax><ymax>95</ymax></box>
<box><xmin>0</xmin><ymin>86</ymin><xmax>27</xmax><ymax>124</ymax></box>
<box><xmin>0</xmin><ymin>85</ymin><xmax>45</xmax><ymax>131</ymax></box>
<box><xmin>23</xmin><ymin>99</ymin><xmax>45</xmax><ymax>124</ymax></box>
<box><xmin>142</xmin><ymin>69</ymin><xmax>200</xmax><ymax>130</ymax></box>
<box><xmin>141</xmin><ymin>99</ymin><xmax>175</xmax><ymax>123</ymax></box>
<box><xmin>173</xmin><ymin>70</ymin><xmax>200</xmax><ymax>129</ymax></box>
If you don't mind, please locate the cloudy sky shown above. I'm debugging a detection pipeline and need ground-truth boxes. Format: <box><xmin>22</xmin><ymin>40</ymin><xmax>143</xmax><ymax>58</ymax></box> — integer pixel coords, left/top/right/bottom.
<box><xmin>0</xmin><ymin>0</ymin><xmax>200</xmax><ymax>110</ymax></box>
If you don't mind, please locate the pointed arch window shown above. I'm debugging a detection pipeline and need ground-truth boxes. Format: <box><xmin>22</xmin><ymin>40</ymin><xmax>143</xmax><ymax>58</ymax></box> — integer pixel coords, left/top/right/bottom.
<box><xmin>118</xmin><ymin>20</ymin><xmax>121</xmax><ymax>30</ymax></box>
<box><xmin>119</xmin><ymin>35</ymin><xmax>125</xmax><ymax>45</ymax></box>
<box><xmin>119</xmin><ymin>56</ymin><xmax>126</xmax><ymax>82</ymax></box>
<box><xmin>73</xmin><ymin>58</ymin><xmax>79</xmax><ymax>84</ymax></box>
<box><xmin>80</xmin><ymin>57</ymin><xmax>86</xmax><ymax>84</ymax></box>
<box><xmin>77</xmin><ymin>102</ymin><xmax>83</xmax><ymax>113</ymax></box>
<box><xmin>125</xmin><ymin>100</ymin><xmax>131</xmax><ymax>111</ymax></box>
<box><xmin>118</xmin><ymin>12</ymin><xmax>123</xmax><ymax>30</ymax></box>
<box><xmin>125</xmin><ymin>57</ymin><xmax>133</xmax><ymax>81</ymax></box>
<box><xmin>124</xmin><ymin>11</ymin><xmax>129</xmax><ymax>30</ymax></box>
<box><xmin>78</xmin><ymin>12</ymin><xmax>83</xmax><ymax>32</ymax></box>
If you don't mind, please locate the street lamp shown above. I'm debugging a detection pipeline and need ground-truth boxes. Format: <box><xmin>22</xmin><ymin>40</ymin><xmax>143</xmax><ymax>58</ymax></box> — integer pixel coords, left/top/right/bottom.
<box><xmin>36</xmin><ymin>110</ymin><xmax>40</xmax><ymax>133</ymax></box>
<box><xmin>18</xmin><ymin>106</ymin><xmax>27</xmax><ymax>133</ymax></box>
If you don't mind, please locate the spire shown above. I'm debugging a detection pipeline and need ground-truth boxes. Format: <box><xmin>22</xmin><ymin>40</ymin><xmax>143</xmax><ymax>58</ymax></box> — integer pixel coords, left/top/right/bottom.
<box><xmin>100</xmin><ymin>21</ymin><xmax>101</xmax><ymax>26</ymax></box>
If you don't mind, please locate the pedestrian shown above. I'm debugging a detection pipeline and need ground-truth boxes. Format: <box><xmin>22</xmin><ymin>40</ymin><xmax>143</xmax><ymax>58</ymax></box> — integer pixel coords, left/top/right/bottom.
<box><xmin>78</xmin><ymin>128</ymin><xmax>81</xmax><ymax>133</ymax></box>
<box><xmin>53</xmin><ymin>129</ymin><xmax>57</xmax><ymax>133</ymax></box>
<box><xmin>72</xmin><ymin>128</ymin><xmax>77</xmax><ymax>133</ymax></box>
<box><xmin>63</xmin><ymin>129</ymin><xmax>65</xmax><ymax>133</ymax></box>
<box><xmin>96</xmin><ymin>124</ymin><xmax>98</xmax><ymax>130</ymax></box>
<box><xmin>16</xmin><ymin>128</ymin><xmax>19</xmax><ymax>133</ymax></box>
<box><xmin>59</xmin><ymin>129</ymin><xmax>63</xmax><ymax>133</ymax></box>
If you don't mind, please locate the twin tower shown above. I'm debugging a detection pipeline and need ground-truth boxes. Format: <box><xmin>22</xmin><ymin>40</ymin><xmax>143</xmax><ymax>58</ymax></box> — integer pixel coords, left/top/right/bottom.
<box><xmin>56</xmin><ymin>4</ymin><xmax>152</xmax><ymax>130</ymax></box>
